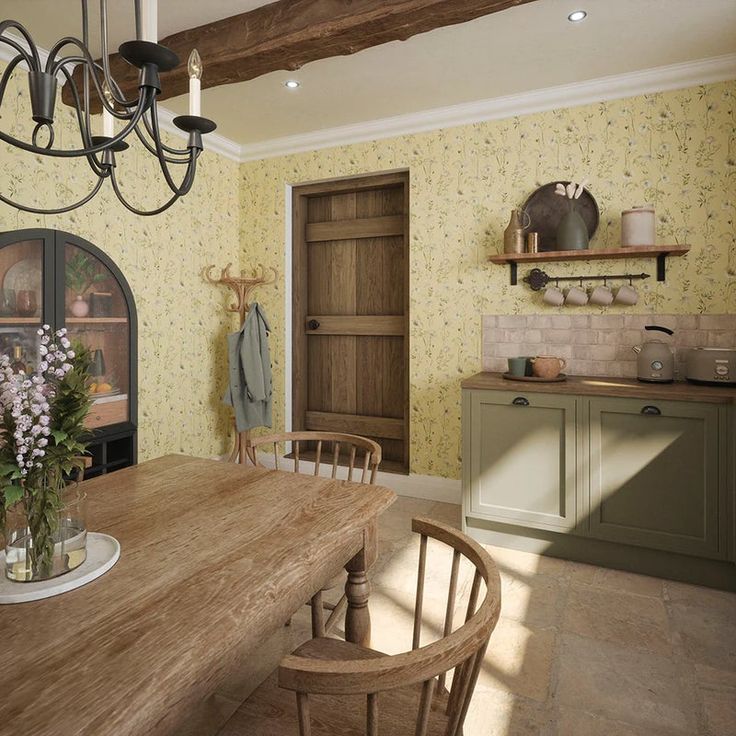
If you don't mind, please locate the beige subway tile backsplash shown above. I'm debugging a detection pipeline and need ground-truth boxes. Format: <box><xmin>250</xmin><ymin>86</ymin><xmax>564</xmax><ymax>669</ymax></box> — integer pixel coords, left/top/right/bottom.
<box><xmin>482</xmin><ymin>313</ymin><xmax>735</xmax><ymax>378</ymax></box>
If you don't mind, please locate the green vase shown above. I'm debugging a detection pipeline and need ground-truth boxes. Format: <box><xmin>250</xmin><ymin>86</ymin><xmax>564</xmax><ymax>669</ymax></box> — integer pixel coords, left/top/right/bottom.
<box><xmin>556</xmin><ymin>202</ymin><xmax>589</xmax><ymax>250</ymax></box>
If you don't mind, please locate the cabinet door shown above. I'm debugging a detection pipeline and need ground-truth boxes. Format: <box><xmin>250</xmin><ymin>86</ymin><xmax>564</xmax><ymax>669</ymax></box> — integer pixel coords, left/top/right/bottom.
<box><xmin>588</xmin><ymin>397</ymin><xmax>721</xmax><ymax>558</ymax></box>
<box><xmin>0</xmin><ymin>230</ymin><xmax>54</xmax><ymax>366</ymax></box>
<box><xmin>59</xmin><ymin>238</ymin><xmax>132</xmax><ymax>431</ymax></box>
<box><xmin>467</xmin><ymin>390</ymin><xmax>578</xmax><ymax>532</ymax></box>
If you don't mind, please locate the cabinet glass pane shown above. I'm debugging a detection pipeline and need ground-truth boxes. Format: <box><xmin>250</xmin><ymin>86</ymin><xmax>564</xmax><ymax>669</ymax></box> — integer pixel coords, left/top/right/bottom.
<box><xmin>63</xmin><ymin>242</ymin><xmax>130</xmax><ymax>428</ymax></box>
<box><xmin>0</xmin><ymin>239</ymin><xmax>44</xmax><ymax>324</ymax></box>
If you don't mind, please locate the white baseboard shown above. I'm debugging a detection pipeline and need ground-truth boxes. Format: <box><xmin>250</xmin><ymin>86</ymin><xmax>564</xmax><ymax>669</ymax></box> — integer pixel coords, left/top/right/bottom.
<box><xmin>213</xmin><ymin>453</ymin><xmax>461</xmax><ymax>504</ymax></box>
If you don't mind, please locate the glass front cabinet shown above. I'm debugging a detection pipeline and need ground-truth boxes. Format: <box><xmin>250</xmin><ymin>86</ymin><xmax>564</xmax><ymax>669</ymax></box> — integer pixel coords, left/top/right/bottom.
<box><xmin>0</xmin><ymin>229</ymin><xmax>137</xmax><ymax>478</ymax></box>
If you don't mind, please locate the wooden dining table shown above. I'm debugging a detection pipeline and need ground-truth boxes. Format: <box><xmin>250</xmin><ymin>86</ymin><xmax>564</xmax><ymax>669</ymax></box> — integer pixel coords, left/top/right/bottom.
<box><xmin>0</xmin><ymin>455</ymin><xmax>396</xmax><ymax>736</ymax></box>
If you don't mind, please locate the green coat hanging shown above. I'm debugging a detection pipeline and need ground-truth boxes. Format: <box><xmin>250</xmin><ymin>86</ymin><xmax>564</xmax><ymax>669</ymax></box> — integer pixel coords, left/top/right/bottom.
<box><xmin>223</xmin><ymin>302</ymin><xmax>273</xmax><ymax>432</ymax></box>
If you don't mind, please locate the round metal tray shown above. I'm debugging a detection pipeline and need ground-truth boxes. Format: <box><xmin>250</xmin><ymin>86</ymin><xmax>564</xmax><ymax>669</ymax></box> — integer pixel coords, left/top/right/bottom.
<box><xmin>522</xmin><ymin>181</ymin><xmax>599</xmax><ymax>251</ymax></box>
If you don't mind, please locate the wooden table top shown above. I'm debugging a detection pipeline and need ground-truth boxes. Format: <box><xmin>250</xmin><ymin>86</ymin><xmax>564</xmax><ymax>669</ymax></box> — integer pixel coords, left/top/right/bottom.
<box><xmin>0</xmin><ymin>455</ymin><xmax>395</xmax><ymax>736</ymax></box>
<box><xmin>461</xmin><ymin>371</ymin><xmax>736</xmax><ymax>404</ymax></box>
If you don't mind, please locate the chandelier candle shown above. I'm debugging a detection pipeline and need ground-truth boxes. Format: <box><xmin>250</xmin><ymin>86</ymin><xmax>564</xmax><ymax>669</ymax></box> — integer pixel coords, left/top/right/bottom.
<box><xmin>139</xmin><ymin>0</ymin><xmax>158</xmax><ymax>42</ymax></box>
<box><xmin>188</xmin><ymin>50</ymin><xmax>203</xmax><ymax>117</ymax></box>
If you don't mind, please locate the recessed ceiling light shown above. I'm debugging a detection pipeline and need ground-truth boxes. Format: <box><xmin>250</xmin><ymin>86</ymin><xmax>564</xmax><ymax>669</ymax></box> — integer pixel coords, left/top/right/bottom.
<box><xmin>284</xmin><ymin>80</ymin><xmax>300</xmax><ymax>89</ymax></box>
<box><xmin>567</xmin><ymin>10</ymin><xmax>587</xmax><ymax>22</ymax></box>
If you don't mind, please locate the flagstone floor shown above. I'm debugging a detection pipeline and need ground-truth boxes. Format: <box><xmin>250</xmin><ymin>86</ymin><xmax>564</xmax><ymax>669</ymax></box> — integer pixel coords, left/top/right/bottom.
<box><xmin>200</xmin><ymin>496</ymin><xmax>736</xmax><ymax>736</ymax></box>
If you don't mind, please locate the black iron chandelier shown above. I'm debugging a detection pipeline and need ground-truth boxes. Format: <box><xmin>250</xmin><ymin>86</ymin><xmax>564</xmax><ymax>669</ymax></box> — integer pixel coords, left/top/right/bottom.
<box><xmin>0</xmin><ymin>0</ymin><xmax>217</xmax><ymax>216</ymax></box>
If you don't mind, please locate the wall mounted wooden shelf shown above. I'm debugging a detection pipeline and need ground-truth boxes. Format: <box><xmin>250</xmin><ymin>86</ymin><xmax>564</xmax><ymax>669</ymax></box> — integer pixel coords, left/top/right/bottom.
<box><xmin>0</xmin><ymin>317</ymin><xmax>39</xmax><ymax>325</ymax></box>
<box><xmin>489</xmin><ymin>245</ymin><xmax>690</xmax><ymax>285</ymax></box>
<box><xmin>66</xmin><ymin>317</ymin><xmax>128</xmax><ymax>324</ymax></box>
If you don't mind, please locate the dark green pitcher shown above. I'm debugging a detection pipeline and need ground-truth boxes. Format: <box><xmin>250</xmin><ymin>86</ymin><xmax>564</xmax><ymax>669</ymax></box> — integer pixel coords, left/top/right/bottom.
<box><xmin>556</xmin><ymin>202</ymin><xmax>589</xmax><ymax>250</ymax></box>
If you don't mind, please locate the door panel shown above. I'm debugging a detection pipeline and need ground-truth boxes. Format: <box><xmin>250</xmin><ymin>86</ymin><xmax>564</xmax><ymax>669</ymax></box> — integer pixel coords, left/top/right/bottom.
<box><xmin>588</xmin><ymin>397</ymin><xmax>722</xmax><ymax>558</ymax></box>
<box><xmin>294</xmin><ymin>173</ymin><xmax>409</xmax><ymax>473</ymax></box>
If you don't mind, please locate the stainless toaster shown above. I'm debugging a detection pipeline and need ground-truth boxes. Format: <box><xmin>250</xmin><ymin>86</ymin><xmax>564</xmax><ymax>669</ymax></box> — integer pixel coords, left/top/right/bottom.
<box><xmin>685</xmin><ymin>348</ymin><xmax>736</xmax><ymax>386</ymax></box>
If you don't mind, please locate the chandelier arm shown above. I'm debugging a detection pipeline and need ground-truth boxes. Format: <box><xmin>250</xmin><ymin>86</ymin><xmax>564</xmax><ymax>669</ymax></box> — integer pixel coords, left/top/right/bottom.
<box><xmin>53</xmin><ymin>57</ymin><xmax>138</xmax><ymax>120</ymax></box>
<box><xmin>0</xmin><ymin>86</ymin><xmax>154</xmax><ymax>157</ymax></box>
<box><xmin>140</xmin><ymin>103</ymin><xmax>192</xmax><ymax>157</ymax></box>
<box><xmin>0</xmin><ymin>36</ymin><xmax>35</xmax><ymax>70</ymax></box>
<box><xmin>0</xmin><ymin>21</ymin><xmax>41</xmax><ymax>69</ymax></box>
<box><xmin>148</xmin><ymin>99</ymin><xmax>199</xmax><ymax>192</ymax></box>
<box><xmin>0</xmin><ymin>55</ymin><xmax>24</xmax><ymax>109</ymax></box>
<box><xmin>57</xmin><ymin>64</ymin><xmax>108</xmax><ymax>177</ymax></box>
<box><xmin>108</xmin><ymin>154</ymin><xmax>199</xmax><ymax>216</ymax></box>
<box><xmin>82</xmin><ymin>0</ymin><xmax>92</xmax><ymax>151</ymax></box>
<box><xmin>134</xmin><ymin>121</ymin><xmax>191</xmax><ymax>163</ymax></box>
<box><xmin>98</xmin><ymin>0</ymin><xmax>135</xmax><ymax>109</ymax></box>
<box><xmin>0</xmin><ymin>174</ymin><xmax>105</xmax><ymax>215</ymax></box>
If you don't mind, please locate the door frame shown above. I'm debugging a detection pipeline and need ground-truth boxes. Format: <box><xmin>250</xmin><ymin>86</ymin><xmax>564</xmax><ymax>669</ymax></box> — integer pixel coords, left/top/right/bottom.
<box><xmin>286</xmin><ymin>169</ymin><xmax>410</xmax><ymax>471</ymax></box>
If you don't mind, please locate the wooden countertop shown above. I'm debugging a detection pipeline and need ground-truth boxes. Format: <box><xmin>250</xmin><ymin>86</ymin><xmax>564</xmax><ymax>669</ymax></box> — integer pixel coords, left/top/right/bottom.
<box><xmin>461</xmin><ymin>372</ymin><xmax>736</xmax><ymax>404</ymax></box>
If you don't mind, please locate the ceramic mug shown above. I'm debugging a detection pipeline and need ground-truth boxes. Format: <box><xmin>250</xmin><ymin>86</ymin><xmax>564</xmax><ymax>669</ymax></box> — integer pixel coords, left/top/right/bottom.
<box><xmin>589</xmin><ymin>284</ymin><xmax>614</xmax><ymax>306</ymax></box>
<box><xmin>507</xmin><ymin>357</ymin><xmax>531</xmax><ymax>377</ymax></box>
<box><xmin>614</xmin><ymin>284</ymin><xmax>638</xmax><ymax>305</ymax></box>
<box><xmin>542</xmin><ymin>285</ymin><xmax>564</xmax><ymax>306</ymax></box>
<box><xmin>531</xmin><ymin>355</ymin><xmax>567</xmax><ymax>379</ymax></box>
<box><xmin>564</xmin><ymin>285</ymin><xmax>589</xmax><ymax>306</ymax></box>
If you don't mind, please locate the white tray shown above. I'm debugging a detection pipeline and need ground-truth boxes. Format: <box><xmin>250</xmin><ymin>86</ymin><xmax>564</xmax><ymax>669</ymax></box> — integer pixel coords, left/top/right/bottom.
<box><xmin>0</xmin><ymin>532</ymin><xmax>120</xmax><ymax>604</ymax></box>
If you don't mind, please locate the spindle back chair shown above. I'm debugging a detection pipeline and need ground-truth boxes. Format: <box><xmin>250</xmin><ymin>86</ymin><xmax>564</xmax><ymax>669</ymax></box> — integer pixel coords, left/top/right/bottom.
<box><xmin>224</xmin><ymin>517</ymin><xmax>502</xmax><ymax>736</ymax></box>
<box><xmin>247</xmin><ymin>430</ymin><xmax>382</xmax><ymax>637</ymax></box>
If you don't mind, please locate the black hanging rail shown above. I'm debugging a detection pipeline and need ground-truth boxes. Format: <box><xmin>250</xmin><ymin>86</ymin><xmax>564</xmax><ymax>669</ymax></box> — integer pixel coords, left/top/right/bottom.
<box><xmin>523</xmin><ymin>267</ymin><xmax>651</xmax><ymax>291</ymax></box>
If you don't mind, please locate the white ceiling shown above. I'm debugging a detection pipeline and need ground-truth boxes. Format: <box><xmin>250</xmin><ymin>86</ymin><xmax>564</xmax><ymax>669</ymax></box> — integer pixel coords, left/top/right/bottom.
<box><xmin>5</xmin><ymin>0</ymin><xmax>736</xmax><ymax>147</ymax></box>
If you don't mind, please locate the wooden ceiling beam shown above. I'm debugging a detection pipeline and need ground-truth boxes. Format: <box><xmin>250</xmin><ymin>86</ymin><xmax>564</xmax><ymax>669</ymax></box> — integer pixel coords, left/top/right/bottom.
<box><xmin>62</xmin><ymin>0</ymin><xmax>537</xmax><ymax>110</ymax></box>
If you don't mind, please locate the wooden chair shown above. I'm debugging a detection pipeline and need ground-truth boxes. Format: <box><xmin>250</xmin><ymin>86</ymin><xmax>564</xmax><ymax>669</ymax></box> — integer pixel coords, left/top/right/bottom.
<box><xmin>219</xmin><ymin>518</ymin><xmax>502</xmax><ymax>736</ymax></box>
<box><xmin>246</xmin><ymin>431</ymin><xmax>382</xmax><ymax>637</ymax></box>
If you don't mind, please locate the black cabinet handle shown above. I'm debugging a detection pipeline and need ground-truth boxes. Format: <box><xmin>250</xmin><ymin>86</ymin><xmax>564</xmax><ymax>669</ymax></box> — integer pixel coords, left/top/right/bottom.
<box><xmin>641</xmin><ymin>405</ymin><xmax>661</xmax><ymax>415</ymax></box>
<box><xmin>307</xmin><ymin>319</ymin><xmax>320</xmax><ymax>331</ymax></box>
<box><xmin>512</xmin><ymin>397</ymin><xmax>530</xmax><ymax>406</ymax></box>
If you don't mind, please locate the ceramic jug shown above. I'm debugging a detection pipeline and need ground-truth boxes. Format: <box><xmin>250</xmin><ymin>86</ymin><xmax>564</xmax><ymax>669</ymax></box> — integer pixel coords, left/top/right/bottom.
<box><xmin>503</xmin><ymin>209</ymin><xmax>531</xmax><ymax>254</ymax></box>
<box><xmin>556</xmin><ymin>201</ymin><xmax>588</xmax><ymax>250</ymax></box>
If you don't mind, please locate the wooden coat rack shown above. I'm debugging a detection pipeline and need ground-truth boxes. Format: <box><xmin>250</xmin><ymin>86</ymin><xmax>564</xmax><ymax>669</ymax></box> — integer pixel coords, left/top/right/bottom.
<box><xmin>203</xmin><ymin>262</ymin><xmax>278</xmax><ymax>464</ymax></box>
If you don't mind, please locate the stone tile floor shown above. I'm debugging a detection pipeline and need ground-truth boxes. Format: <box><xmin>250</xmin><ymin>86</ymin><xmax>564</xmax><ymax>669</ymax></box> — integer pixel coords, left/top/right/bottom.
<box><xmin>207</xmin><ymin>496</ymin><xmax>736</xmax><ymax>736</ymax></box>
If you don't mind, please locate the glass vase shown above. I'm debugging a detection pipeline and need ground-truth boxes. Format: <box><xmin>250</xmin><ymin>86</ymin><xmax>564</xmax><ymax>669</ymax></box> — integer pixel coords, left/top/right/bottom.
<box><xmin>3</xmin><ymin>485</ymin><xmax>87</xmax><ymax>582</ymax></box>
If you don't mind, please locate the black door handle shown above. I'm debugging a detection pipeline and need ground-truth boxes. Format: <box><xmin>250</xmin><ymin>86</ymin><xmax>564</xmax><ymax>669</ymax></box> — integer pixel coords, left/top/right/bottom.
<box><xmin>307</xmin><ymin>319</ymin><xmax>320</xmax><ymax>331</ymax></box>
<box><xmin>641</xmin><ymin>405</ymin><xmax>661</xmax><ymax>415</ymax></box>
<box><xmin>512</xmin><ymin>397</ymin><xmax>530</xmax><ymax>406</ymax></box>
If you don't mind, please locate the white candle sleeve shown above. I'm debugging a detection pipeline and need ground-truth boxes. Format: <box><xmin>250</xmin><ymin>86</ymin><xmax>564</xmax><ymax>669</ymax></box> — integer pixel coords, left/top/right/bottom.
<box><xmin>189</xmin><ymin>77</ymin><xmax>201</xmax><ymax>117</ymax></box>
<box><xmin>103</xmin><ymin>108</ymin><xmax>114</xmax><ymax>138</ymax></box>
<box><xmin>141</xmin><ymin>0</ymin><xmax>158</xmax><ymax>42</ymax></box>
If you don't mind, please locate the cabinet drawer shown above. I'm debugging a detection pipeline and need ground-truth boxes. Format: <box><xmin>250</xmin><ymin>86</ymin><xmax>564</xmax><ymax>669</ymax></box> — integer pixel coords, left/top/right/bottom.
<box><xmin>587</xmin><ymin>397</ymin><xmax>722</xmax><ymax>558</ymax></box>
<box><xmin>466</xmin><ymin>390</ymin><xmax>578</xmax><ymax>532</ymax></box>
<box><xmin>85</xmin><ymin>398</ymin><xmax>128</xmax><ymax>429</ymax></box>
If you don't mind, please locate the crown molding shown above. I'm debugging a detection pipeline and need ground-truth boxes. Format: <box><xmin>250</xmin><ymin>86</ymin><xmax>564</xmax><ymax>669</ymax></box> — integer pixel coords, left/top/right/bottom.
<box><xmin>3</xmin><ymin>31</ymin><xmax>735</xmax><ymax>166</ymax></box>
<box><xmin>238</xmin><ymin>53</ymin><xmax>736</xmax><ymax>163</ymax></box>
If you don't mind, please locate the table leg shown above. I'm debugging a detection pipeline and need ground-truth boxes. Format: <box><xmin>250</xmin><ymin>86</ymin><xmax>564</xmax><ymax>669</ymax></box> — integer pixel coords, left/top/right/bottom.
<box><xmin>344</xmin><ymin>522</ymin><xmax>378</xmax><ymax>647</ymax></box>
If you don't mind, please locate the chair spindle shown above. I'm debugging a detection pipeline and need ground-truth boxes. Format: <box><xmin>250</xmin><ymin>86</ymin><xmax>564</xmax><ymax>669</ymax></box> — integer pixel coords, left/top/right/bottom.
<box><xmin>294</xmin><ymin>440</ymin><xmax>300</xmax><ymax>473</ymax></box>
<box><xmin>415</xmin><ymin>677</ymin><xmax>437</xmax><ymax>736</ymax></box>
<box><xmin>331</xmin><ymin>442</ymin><xmax>341</xmax><ymax>478</ymax></box>
<box><xmin>367</xmin><ymin>693</ymin><xmax>379</xmax><ymax>736</ymax></box>
<box><xmin>348</xmin><ymin>445</ymin><xmax>357</xmax><ymax>481</ymax></box>
<box><xmin>273</xmin><ymin>442</ymin><xmax>279</xmax><ymax>470</ymax></box>
<box><xmin>310</xmin><ymin>591</ymin><xmax>325</xmax><ymax>638</ymax></box>
<box><xmin>296</xmin><ymin>692</ymin><xmax>311</xmax><ymax>736</ymax></box>
<box><xmin>360</xmin><ymin>451</ymin><xmax>370</xmax><ymax>483</ymax></box>
<box><xmin>438</xmin><ymin>548</ymin><xmax>461</xmax><ymax>690</ymax></box>
<box><xmin>465</xmin><ymin>569</ymin><xmax>482</xmax><ymax>623</ymax></box>
<box><xmin>412</xmin><ymin>534</ymin><xmax>428</xmax><ymax>650</ymax></box>
<box><xmin>314</xmin><ymin>440</ymin><xmax>322</xmax><ymax>476</ymax></box>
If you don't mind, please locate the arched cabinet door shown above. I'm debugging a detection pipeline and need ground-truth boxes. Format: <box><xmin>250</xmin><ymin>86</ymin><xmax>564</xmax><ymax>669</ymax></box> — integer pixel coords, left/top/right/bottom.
<box><xmin>0</xmin><ymin>229</ymin><xmax>137</xmax><ymax>477</ymax></box>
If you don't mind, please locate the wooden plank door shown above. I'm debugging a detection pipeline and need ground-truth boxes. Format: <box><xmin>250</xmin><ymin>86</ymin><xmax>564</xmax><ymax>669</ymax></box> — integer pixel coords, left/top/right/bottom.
<box><xmin>293</xmin><ymin>172</ymin><xmax>409</xmax><ymax>473</ymax></box>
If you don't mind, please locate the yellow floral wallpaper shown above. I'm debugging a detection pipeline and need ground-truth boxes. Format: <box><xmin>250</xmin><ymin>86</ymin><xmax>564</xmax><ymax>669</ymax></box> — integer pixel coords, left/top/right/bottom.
<box><xmin>0</xmin><ymin>65</ymin><xmax>241</xmax><ymax>461</ymax></box>
<box><xmin>239</xmin><ymin>80</ymin><xmax>736</xmax><ymax>480</ymax></box>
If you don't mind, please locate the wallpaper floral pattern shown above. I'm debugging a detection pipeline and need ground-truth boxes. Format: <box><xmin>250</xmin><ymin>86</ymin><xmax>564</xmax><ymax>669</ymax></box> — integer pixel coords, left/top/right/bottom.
<box><xmin>0</xmin><ymin>66</ymin><xmax>241</xmax><ymax>461</ymax></box>
<box><xmin>240</xmin><ymin>80</ymin><xmax>736</xmax><ymax>479</ymax></box>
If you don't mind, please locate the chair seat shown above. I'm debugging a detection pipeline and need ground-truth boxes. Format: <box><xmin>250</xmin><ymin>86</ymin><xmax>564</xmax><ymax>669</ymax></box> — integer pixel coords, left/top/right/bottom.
<box><xmin>218</xmin><ymin>638</ymin><xmax>454</xmax><ymax>736</ymax></box>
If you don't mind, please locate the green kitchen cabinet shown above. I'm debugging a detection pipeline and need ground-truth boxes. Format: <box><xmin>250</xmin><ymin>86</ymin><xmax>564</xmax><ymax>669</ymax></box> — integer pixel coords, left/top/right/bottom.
<box><xmin>586</xmin><ymin>397</ymin><xmax>724</xmax><ymax>559</ymax></box>
<box><xmin>464</xmin><ymin>389</ymin><xmax>578</xmax><ymax>532</ymax></box>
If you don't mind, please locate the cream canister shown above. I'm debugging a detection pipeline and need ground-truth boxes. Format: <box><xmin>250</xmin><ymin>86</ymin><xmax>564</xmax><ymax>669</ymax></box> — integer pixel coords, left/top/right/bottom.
<box><xmin>621</xmin><ymin>206</ymin><xmax>655</xmax><ymax>247</ymax></box>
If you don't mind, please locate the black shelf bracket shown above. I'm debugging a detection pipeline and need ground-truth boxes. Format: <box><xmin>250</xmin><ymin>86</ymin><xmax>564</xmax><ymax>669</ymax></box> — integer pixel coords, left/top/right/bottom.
<box><xmin>509</xmin><ymin>262</ymin><xmax>518</xmax><ymax>286</ymax></box>
<box><xmin>656</xmin><ymin>253</ymin><xmax>667</xmax><ymax>281</ymax></box>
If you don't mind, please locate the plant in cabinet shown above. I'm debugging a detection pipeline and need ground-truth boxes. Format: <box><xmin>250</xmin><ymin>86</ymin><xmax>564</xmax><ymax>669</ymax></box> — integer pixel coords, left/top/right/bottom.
<box><xmin>66</xmin><ymin>253</ymin><xmax>106</xmax><ymax>317</ymax></box>
<box><xmin>0</xmin><ymin>327</ymin><xmax>93</xmax><ymax>581</ymax></box>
